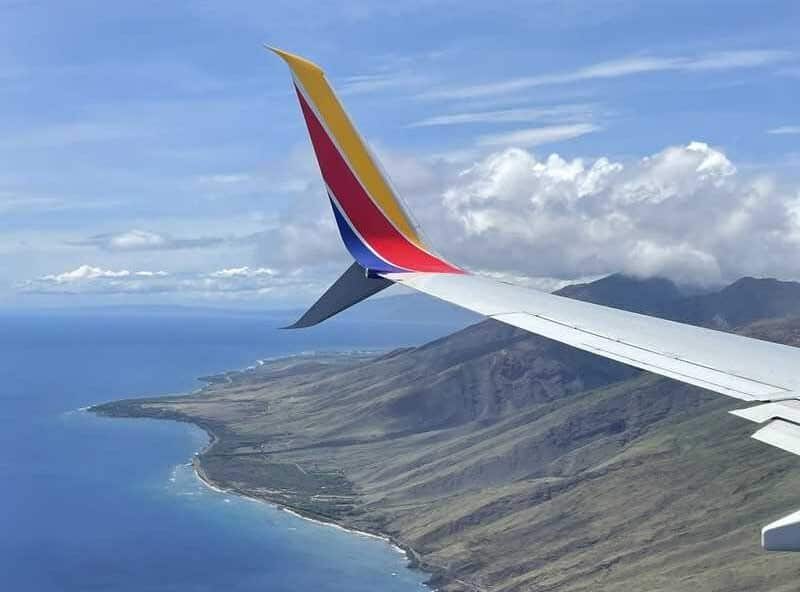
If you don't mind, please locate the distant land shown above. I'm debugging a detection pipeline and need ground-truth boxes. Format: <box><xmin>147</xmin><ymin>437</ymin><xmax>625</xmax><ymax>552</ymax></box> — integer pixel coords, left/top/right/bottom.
<box><xmin>93</xmin><ymin>275</ymin><xmax>800</xmax><ymax>592</ymax></box>
<box><xmin>5</xmin><ymin>290</ymin><xmax>480</xmax><ymax>328</ymax></box>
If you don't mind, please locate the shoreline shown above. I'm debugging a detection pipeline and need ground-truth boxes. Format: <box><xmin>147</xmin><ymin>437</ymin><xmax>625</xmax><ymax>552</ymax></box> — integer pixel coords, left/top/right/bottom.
<box><xmin>89</xmin><ymin>367</ymin><xmax>439</xmax><ymax>590</ymax></box>
<box><xmin>89</xmin><ymin>352</ymin><xmax>453</xmax><ymax>592</ymax></box>
<box><xmin>191</xmin><ymin>459</ymin><xmax>410</xmax><ymax>557</ymax></box>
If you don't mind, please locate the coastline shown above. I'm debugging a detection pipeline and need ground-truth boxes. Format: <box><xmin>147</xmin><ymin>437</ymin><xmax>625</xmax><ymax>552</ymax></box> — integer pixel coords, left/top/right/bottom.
<box><xmin>192</xmin><ymin>457</ymin><xmax>409</xmax><ymax>556</ymax></box>
<box><xmin>89</xmin><ymin>355</ymin><xmax>441</xmax><ymax>591</ymax></box>
<box><xmin>70</xmin><ymin>294</ymin><xmax>800</xmax><ymax>592</ymax></box>
<box><xmin>188</xmin><ymin>424</ymin><xmax>426</xmax><ymax>577</ymax></box>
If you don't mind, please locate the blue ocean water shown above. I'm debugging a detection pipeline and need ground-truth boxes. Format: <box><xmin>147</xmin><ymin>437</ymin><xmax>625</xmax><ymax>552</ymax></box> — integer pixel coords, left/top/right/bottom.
<box><xmin>0</xmin><ymin>309</ymin><xmax>460</xmax><ymax>591</ymax></box>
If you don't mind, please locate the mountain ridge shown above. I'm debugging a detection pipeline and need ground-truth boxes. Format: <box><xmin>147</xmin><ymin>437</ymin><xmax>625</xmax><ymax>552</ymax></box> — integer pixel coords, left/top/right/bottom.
<box><xmin>93</xmin><ymin>274</ymin><xmax>800</xmax><ymax>591</ymax></box>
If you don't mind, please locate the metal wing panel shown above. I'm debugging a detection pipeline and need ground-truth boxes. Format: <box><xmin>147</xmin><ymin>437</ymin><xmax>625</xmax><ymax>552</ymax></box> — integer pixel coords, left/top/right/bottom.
<box><xmin>385</xmin><ymin>272</ymin><xmax>800</xmax><ymax>402</ymax></box>
<box><xmin>731</xmin><ymin>400</ymin><xmax>800</xmax><ymax>424</ymax></box>
<box><xmin>494</xmin><ymin>312</ymin><xmax>779</xmax><ymax>400</ymax></box>
<box><xmin>752</xmin><ymin>420</ymin><xmax>800</xmax><ymax>456</ymax></box>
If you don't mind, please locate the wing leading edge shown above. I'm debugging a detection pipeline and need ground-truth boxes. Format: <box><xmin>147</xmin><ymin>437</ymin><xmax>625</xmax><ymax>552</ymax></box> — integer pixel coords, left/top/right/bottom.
<box><xmin>268</xmin><ymin>47</ymin><xmax>800</xmax><ymax>551</ymax></box>
<box><xmin>385</xmin><ymin>272</ymin><xmax>799</xmax><ymax>402</ymax></box>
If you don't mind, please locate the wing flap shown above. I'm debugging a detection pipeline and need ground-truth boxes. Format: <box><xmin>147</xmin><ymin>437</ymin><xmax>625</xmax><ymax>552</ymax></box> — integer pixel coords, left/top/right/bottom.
<box><xmin>731</xmin><ymin>400</ymin><xmax>800</xmax><ymax>424</ymax></box>
<box><xmin>752</xmin><ymin>420</ymin><xmax>800</xmax><ymax>456</ymax></box>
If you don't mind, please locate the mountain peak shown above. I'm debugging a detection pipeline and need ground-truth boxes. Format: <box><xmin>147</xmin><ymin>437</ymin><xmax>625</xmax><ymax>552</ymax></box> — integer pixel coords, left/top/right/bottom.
<box><xmin>723</xmin><ymin>276</ymin><xmax>793</xmax><ymax>293</ymax></box>
<box><xmin>556</xmin><ymin>273</ymin><xmax>682</xmax><ymax>314</ymax></box>
<box><xmin>670</xmin><ymin>275</ymin><xmax>800</xmax><ymax>328</ymax></box>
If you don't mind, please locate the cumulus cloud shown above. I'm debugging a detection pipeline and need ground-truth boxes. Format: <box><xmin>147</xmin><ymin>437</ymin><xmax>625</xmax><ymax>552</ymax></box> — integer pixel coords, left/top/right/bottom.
<box><xmin>23</xmin><ymin>141</ymin><xmax>800</xmax><ymax>299</ymax></box>
<box><xmin>41</xmin><ymin>265</ymin><xmax>160</xmax><ymax>283</ymax></box>
<box><xmin>105</xmin><ymin>229</ymin><xmax>166</xmax><ymax>250</ymax></box>
<box><xmin>252</xmin><ymin>216</ymin><xmax>347</xmax><ymax>270</ymax></box>
<box><xmin>73</xmin><ymin>229</ymin><xmax>226</xmax><ymax>251</ymax></box>
<box><xmin>210</xmin><ymin>266</ymin><xmax>275</xmax><ymax>278</ymax></box>
<box><xmin>425</xmin><ymin>141</ymin><xmax>800</xmax><ymax>285</ymax></box>
<box><xmin>239</xmin><ymin>139</ymin><xmax>800</xmax><ymax>288</ymax></box>
<box><xmin>22</xmin><ymin>264</ymin><xmax>315</xmax><ymax>297</ymax></box>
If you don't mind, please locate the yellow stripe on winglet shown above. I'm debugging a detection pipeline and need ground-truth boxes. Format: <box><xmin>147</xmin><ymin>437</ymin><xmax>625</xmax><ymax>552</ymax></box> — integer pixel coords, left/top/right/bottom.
<box><xmin>266</xmin><ymin>46</ymin><xmax>423</xmax><ymax>246</ymax></box>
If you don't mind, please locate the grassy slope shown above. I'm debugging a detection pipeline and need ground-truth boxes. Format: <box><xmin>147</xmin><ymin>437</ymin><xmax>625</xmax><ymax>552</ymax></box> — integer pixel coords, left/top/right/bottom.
<box><xmin>95</xmin><ymin>315</ymin><xmax>800</xmax><ymax>591</ymax></box>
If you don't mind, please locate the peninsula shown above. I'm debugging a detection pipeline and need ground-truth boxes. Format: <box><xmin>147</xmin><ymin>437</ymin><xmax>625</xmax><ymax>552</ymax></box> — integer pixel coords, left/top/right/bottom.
<box><xmin>93</xmin><ymin>275</ymin><xmax>800</xmax><ymax>592</ymax></box>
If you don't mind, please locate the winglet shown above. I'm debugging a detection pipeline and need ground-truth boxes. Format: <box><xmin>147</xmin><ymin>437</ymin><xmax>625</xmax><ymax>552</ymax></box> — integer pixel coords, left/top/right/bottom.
<box><xmin>283</xmin><ymin>262</ymin><xmax>392</xmax><ymax>329</ymax></box>
<box><xmin>267</xmin><ymin>47</ymin><xmax>461</xmax><ymax>328</ymax></box>
<box><xmin>266</xmin><ymin>46</ymin><xmax>461</xmax><ymax>276</ymax></box>
<box><xmin>264</xmin><ymin>45</ymin><xmax>324</xmax><ymax>76</ymax></box>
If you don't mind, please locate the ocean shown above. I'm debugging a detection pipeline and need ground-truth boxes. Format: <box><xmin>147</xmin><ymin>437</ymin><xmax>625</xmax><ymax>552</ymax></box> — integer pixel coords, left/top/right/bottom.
<box><xmin>0</xmin><ymin>309</ymin><xmax>465</xmax><ymax>591</ymax></box>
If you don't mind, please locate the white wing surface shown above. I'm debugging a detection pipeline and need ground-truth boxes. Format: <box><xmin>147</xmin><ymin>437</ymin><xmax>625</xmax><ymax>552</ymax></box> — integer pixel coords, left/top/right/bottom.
<box><xmin>386</xmin><ymin>272</ymin><xmax>799</xmax><ymax>402</ymax></box>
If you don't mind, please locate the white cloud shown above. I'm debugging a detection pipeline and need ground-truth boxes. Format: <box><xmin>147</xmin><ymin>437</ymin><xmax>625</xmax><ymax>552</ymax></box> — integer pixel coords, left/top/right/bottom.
<box><xmin>227</xmin><ymin>139</ymin><xmax>800</xmax><ymax>288</ymax></box>
<box><xmin>768</xmin><ymin>126</ymin><xmax>800</xmax><ymax>135</ymax></box>
<box><xmin>23</xmin><ymin>264</ymin><xmax>315</xmax><ymax>298</ymax></box>
<box><xmin>74</xmin><ymin>229</ymin><xmax>227</xmax><ymax>251</ymax></box>
<box><xmin>108</xmin><ymin>229</ymin><xmax>167</xmax><ymax>250</ymax></box>
<box><xmin>197</xmin><ymin>173</ymin><xmax>253</xmax><ymax>185</ymax></box>
<box><xmin>210</xmin><ymin>266</ymin><xmax>275</xmax><ymax>278</ymax></box>
<box><xmin>408</xmin><ymin>105</ymin><xmax>595</xmax><ymax>127</ymax></box>
<box><xmin>41</xmin><ymin>265</ymin><xmax>138</xmax><ymax>284</ymax></box>
<box><xmin>423</xmin><ymin>49</ymin><xmax>792</xmax><ymax>100</ymax></box>
<box><xmin>685</xmin><ymin>50</ymin><xmax>792</xmax><ymax>70</ymax></box>
<box><xmin>252</xmin><ymin>216</ymin><xmax>347</xmax><ymax>269</ymax></box>
<box><xmin>22</xmin><ymin>141</ymin><xmax>800</xmax><ymax>300</ymax></box>
<box><xmin>424</xmin><ymin>141</ymin><xmax>800</xmax><ymax>285</ymax></box>
<box><xmin>335</xmin><ymin>48</ymin><xmax>451</xmax><ymax>96</ymax></box>
<box><xmin>470</xmin><ymin>269</ymin><xmax>601</xmax><ymax>293</ymax></box>
<box><xmin>477</xmin><ymin>124</ymin><xmax>600</xmax><ymax>147</ymax></box>
<box><xmin>339</xmin><ymin>72</ymin><xmax>429</xmax><ymax>96</ymax></box>
<box><xmin>133</xmin><ymin>270</ymin><xmax>169</xmax><ymax>277</ymax></box>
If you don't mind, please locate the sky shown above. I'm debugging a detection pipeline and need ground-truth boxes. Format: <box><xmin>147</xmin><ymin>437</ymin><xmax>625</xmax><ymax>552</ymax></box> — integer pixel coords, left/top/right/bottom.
<box><xmin>2</xmin><ymin>0</ymin><xmax>799</xmax><ymax>308</ymax></box>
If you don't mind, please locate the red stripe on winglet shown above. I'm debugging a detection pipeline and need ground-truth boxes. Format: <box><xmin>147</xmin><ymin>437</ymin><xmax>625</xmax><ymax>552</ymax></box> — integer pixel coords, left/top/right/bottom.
<box><xmin>295</xmin><ymin>87</ymin><xmax>460</xmax><ymax>274</ymax></box>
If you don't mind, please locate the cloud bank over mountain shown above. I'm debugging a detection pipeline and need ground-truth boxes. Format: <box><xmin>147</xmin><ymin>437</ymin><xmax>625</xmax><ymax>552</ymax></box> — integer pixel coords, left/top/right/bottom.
<box><xmin>268</xmin><ymin>140</ymin><xmax>800</xmax><ymax>288</ymax></box>
<box><xmin>29</xmin><ymin>141</ymin><xmax>800</xmax><ymax>301</ymax></box>
<box><xmin>423</xmin><ymin>140</ymin><xmax>796</xmax><ymax>285</ymax></box>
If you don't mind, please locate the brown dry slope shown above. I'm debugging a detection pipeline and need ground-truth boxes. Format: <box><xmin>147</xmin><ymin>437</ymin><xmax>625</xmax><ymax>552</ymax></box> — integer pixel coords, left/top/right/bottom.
<box><xmin>94</xmin><ymin>276</ymin><xmax>800</xmax><ymax>592</ymax></box>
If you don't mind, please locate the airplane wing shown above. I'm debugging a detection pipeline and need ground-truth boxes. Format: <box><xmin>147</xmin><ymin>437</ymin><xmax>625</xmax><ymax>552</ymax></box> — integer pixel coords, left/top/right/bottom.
<box><xmin>268</xmin><ymin>47</ymin><xmax>800</xmax><ymax>551</ymax></box>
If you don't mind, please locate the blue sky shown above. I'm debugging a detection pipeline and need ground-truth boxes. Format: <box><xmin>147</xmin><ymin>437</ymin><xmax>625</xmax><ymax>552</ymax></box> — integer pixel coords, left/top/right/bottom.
<box><xmin>2</xmin><ymin>1</ymin><xmax>799</xmax><ymax>308</ymax></box>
